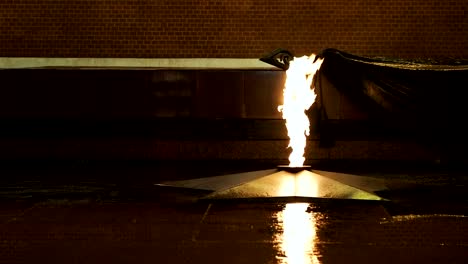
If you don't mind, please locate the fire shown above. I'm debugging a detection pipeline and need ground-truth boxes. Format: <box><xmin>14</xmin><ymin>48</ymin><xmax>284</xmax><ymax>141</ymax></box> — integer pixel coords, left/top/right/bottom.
<box><xmin>278</xmin><ymin>54</ymin><xmax>324</xmax><ymax>167</ymax></box>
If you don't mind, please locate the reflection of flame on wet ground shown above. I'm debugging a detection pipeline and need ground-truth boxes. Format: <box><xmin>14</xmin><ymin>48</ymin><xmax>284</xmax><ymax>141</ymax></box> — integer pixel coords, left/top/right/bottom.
<box><xmin>275</xmin><ymin>203</ymin><xmax>321</xmax><ymax>264</ymax></box>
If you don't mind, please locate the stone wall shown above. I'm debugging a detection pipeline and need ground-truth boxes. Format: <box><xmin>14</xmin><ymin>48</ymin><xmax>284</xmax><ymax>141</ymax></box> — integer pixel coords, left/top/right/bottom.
<box><xmin>0</xmin><ymin>68</ymin><xmax>438</xmax><ymax>162</ymax></box>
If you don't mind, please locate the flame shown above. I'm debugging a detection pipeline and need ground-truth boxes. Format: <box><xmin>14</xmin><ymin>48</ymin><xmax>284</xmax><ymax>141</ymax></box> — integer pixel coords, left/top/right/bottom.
<box><xmin>278</xmin><ymin>54</ymin><xmax>323</xmax><ymax>167</ymax></box>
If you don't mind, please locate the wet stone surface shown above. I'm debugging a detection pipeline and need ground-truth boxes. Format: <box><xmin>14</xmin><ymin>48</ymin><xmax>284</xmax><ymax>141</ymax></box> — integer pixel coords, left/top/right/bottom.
<box><xmin>0</xmin><ymin>160</ymin><xmax>467</xmax><ymax>264</ymax></box>
<box><xmin>1</xmin><ymin>200</ymin><xmax>467</xmax><ymax>264</ymax></box>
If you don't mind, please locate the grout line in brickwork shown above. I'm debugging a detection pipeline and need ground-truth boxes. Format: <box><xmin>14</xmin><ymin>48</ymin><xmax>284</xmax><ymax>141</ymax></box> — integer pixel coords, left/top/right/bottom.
<box><xmin>191</xmin><ymin>203</ymin><xmax>212</xmax><ymax>242</ymax></box>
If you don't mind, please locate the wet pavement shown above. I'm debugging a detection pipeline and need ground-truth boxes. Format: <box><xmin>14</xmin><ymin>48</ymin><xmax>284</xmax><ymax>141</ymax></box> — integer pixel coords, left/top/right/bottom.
<box><xmin>1</xmin><ymin>160</ymin><xmax>468</xmax><ymax>264</ymax></box>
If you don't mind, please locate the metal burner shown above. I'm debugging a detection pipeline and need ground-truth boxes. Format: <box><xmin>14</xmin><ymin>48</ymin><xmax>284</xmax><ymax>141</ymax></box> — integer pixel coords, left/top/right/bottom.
<box><xmin>277</xmin><ymin>165</ymin><xmax>311</xmax><ymax>173</ymax></box>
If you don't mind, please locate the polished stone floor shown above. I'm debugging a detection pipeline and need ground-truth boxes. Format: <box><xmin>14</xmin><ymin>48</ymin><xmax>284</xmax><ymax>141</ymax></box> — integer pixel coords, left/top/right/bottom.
<box><xmin>1</xmin><ymin>160</ymin><xmax>467</xmax><ymax>264</ymax></box>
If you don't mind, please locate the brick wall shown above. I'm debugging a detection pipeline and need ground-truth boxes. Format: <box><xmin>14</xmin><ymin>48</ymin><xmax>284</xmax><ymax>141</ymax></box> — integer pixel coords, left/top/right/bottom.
<box><xmin>0</xmin><ymin>0</ymin><xmax>467</xmax><ymax>59</ymax></box>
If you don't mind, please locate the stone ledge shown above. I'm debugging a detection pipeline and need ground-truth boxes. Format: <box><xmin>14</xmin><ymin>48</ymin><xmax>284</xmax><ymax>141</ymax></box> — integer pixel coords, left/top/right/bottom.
<box><xmin>0</xmin><ymin>139</ymin><xmax>437</xmax><ymax>161</ymax></box>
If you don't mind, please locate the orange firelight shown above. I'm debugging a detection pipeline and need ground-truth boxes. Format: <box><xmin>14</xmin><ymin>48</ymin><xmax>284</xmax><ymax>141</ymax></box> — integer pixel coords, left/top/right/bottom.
<box><xmin>278</xmin><ymin>54</ymin><xmax>323</xmax><ymax>167</ymax></box>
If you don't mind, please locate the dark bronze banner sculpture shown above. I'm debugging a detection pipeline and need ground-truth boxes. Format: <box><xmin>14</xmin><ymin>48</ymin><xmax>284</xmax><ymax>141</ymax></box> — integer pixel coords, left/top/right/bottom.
<box><xmin>260</xmin><ymin>48</ymin><xmax>468</xmax><ymax>162</ymax></box>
